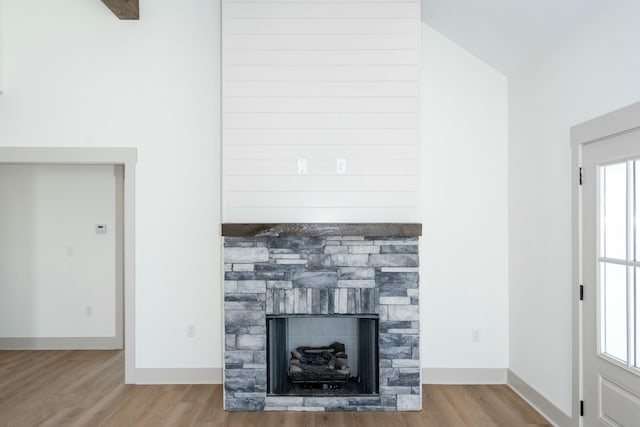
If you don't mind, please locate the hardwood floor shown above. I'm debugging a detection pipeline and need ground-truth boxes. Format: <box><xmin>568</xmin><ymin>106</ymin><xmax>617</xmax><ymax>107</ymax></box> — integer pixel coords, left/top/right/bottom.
<box><xmin>0</xmin><ymin>351</ymin><xmax>550</xmax><ymax>426</ymax></box>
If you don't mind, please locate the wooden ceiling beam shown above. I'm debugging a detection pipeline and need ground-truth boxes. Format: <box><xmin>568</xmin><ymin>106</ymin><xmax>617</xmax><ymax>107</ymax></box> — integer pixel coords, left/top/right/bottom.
<box><xmin>101</xmin><ymin>0</ymin><xmax>139</xmax><ymax>20</ymax></box>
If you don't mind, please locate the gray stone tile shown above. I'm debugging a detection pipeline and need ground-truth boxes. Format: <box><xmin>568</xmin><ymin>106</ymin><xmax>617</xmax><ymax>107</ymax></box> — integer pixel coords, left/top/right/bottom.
<box><xmin>225</xmin><ymin>350</ymin><xmax>254</xmax><ymax>364</ymax></box>
<box><xmin>388</xmin><ymin>372</ymin><xmax>420</xmax><ymax>386</ymax></box>
<box><xmin>225</xmin><ymin>247</ymin><xmax>269</xmax><ymax>264</ymax></box>
<box><xmin>311</xmin><ymin>288</ymin><xmax>321</xmax><ymax>313</ymax></box>
<box><xmin>349</xmin><ymin>397</ymin><xmax>381</xmax><ymax>406</ymax></box>
<box><xmin>225</xmin><ymin>293</ymin><xmax>260</xmax><ymax>302</ymax></box>
<box><xmin>295</xmin><ymin>288</ymin><xmax>307</xmax><ymax>313</ymax></box>
<box><xmin>349</xmin><ymin>245</ymin><xmax>380</xmax><ymax>254</ymax></box>
<box><xmin>330</xmin><ymin>254</ymin><xmax>369</xmax><ymax>267</ymax></box>
<box><xmin>337</xmin><ymin>279</ymin><xmax>375</xmax><ymax>288</ymax></box>
<box><xmin>266</xmin><ymin>290</ymin><xmax>273</xmax><ymax>313</ymax></box>
<box><xmin>324</xmin><ymin>245</ymin><xmax>348</xmax><ymax>254</ymax></box>
<box><xmin>387</xmin><ymin>305</ymin><xmax>419</xmax><ymax>321</ymax></box>
<box><xmin>304</xmin><ymin>397</ymin><xmax>351</xmax><ymax>408</ymax></box>
<box><xmin>225</xmin><ymin>301</ymin><xmax>264</xmax><ymax>311</ymax></box>
<box><xmin>347</xmin><ymin>288</ymin><xmax>355</xmax><ymax>313</ymax></box>
<box><xmin>379</xmin><ymin>346</ymin><xmax>412</xmax><ymax>359</ymax></box>
<box><xmin>369</xmin><ymin>254</ymin><xmax>418</xmax><ymax>267</ymax></box>
<box><xmin>234</xmin><ymin>392</ymin><xmax>266</xmax><ymax>399</ymax></box>
<box><xmin>224</xmin><ymin>280</ymin><xmax>237</xmax><ymax>293</ymax></box>
<box><xmin>225</xmin><ymin>325</ymin><xmax>249</xmax><ymax>334</ymax></box>
<box><xmin>392</xmin><ymin>359</ymin><xmax>420</xmax><ymax>368</ymax></box>
<box><xmin>292</xmin><ymin>271</ymin><xmax>338</xmax><ymax>288</ymax></box>
<box><xmin>233</xmin><ymin>263</ymin><xmax>255</xmax><ymax>272</ymax></box>
<box><xmin>237</xmin><ymin>280</ymin><xmax>266</xmax><ymax>293</ymax></box>
<box><xmin>268</xmin><ymin>237</ymin><xmax>324</xmax><ymax>251</ymax></box>
<box><xmin>307</xmin><ymin>254</ymin><xmax>332</xmax><ymax>267</ymax></box>
<box><xmin>337</xmin><ymin>267</ymin><xmax>375</xmax><ymax>280</ymax></box>
<box><xmin>341</xmin><ymin>239</ymin><xmax>373</xmax><ymax>246</ymax></box>
<box><xmin>373</xmin><ymin>238</ymin><xmax>418</xmax><ymax>245</ymax></box>
<box><xmin>379</xmin><ymin>386</ymin><xmax>412</xmax><ymax>395</ymax></box>
<box><xmin>266</xmin><ymin>280</ymin><xmax>293</xmax><ymax>289</ymax></box>
<box><xmin>265</xmin><ymin>396</ymin><xmax>304</xmax><ymax>407</ymax></box>
<box><xmin>225</xmin><ymin>310</ymin><xmax>264</xmax><ymax>326</ymax></box>
<box><xmin>379</xmin><ymin>296</ymin><xmax>411</xmax><ymax>305</ymax></box>
<box><xmin>396</xmin><ymin>394</ymin><xmax>421</xmax><ymax>411</ymax></box>
<box><xmin>286</xmin><ymin>406</ymin><xmax>326</xmax><ymax>412</ymax></box>
<box><xmin>380</xmin><ymin>245</ymin><xmax>418</xmax><ymax>254</ymax></box>
<box><xmin>225</xmin><ymin>398</ymin><xmax>264</xmax><ymax>411</ymax></box>
<box><xmin>253</xmin><ymin>351</ymin><xmax>266</xmax><ymax>364</ymax></box>
<box><xmin>236</xmin><ymin>334</ymin><xmax>265</xmax><ymax>350</ymax></box>
<box><xmin>224</xmin><ymin>368</ymin><xmax>265</xmax><ymax>378</ymax></box>
<box><xmin>381</xmin><ymin>395</ymin><xmax>397</xmax><ymax>408</ymax></box>
<box><xmin>376</xmin><ymin>272</ymin><xmax>419</xmax><ymax>288</ymax></box>
<box><xmin>225</xmin><ymin>334</ymin><xmax>236</xmax><ymax>350</ymax></box>
<box><xmin>284</xmin><ymin>289</ymin><xmax>295</xmax><ymax>313</ymax></box>
<box><xmin>387</xmin><ymin>328</ymin><xmax>419</xmax><ymax>334</ymax></box>
<box><xmin>379</xmin><ymin>321</ymin><xmax>413</xmax><ymax>332</ymax></box>
<box><xmin>320</xmin><ymin>289</ymin><xmax>329</xmax><ymax>314</ymax></box>
<box><xmin>328</xmin><ymin>289</ymin><xmax>335</xmax><ymax>314</ymax></box>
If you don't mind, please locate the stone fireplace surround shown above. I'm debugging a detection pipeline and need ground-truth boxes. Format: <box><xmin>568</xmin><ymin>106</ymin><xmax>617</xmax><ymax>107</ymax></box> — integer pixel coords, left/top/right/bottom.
<box><xmin>222</xmin><ymin>223</ymin><xmax>422</xmax><ymax>412</ymax></box>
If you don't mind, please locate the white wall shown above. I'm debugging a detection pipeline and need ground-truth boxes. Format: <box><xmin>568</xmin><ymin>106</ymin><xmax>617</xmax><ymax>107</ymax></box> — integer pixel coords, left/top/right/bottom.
<box><xmin>509</xmin><ymin>0</ymin><xmax>640</xmax><ymax>414</ymax></box>
<box><xmin>0</xmin><ymin>0</ymin><xmax>510</xmax><ymax>379</ymax></box>
<box><xmin>0</xmin><ymin>0</ymin><xmax>221</xmax><ymax>369</ymax></box>
<box><xmin>0</xmin><ymin>0</ymin><xmax>4</xmax><ymax>93</ymax></box>
<box><xmin>222</xmin><ymin>0</ymin><xmax>421</xmax><ymax>222</ymax></box>
<box><xmin>0</xmin><ymin>164</ymin><xmax>116</xmax><ymax>337</ymax></box>
<box><xmin>420</xmin><ymin>24</ymin><xmax>509</xmax><ymax>370</ymax></box>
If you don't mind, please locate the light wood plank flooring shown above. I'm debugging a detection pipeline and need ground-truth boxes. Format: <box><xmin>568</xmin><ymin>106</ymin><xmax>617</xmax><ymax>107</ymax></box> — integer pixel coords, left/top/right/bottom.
<box><xmin>0</xmin><ymin>350</ymin><xmax>550</xmax><ymax>426</ymax></box>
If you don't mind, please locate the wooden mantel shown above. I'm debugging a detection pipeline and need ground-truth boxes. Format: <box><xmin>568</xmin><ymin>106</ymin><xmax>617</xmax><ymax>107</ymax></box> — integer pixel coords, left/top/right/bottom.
<box><xmin>101</xmin><ymin>0</ymin><xmax>139</xmax><ymax>20</ymax></box>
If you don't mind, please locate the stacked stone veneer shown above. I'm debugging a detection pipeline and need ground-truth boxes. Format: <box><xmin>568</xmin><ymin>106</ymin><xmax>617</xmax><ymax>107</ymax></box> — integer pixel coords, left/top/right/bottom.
<box><xmin>223</xmin><ymin>236</ymin><xmax>420</xmax><ymax>411</ymax></box>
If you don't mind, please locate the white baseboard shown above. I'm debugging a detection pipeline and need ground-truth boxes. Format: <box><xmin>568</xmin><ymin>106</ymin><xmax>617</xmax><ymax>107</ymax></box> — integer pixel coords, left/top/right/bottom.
<box><xmin>422</xmin><ymin>367</ymin><xmax>507</xmax><ymax>384</ymax></box>
<box><xmin>0</xmin><ymin>337</ymin><xmax>122</xmax><ymax>350</ymax></box>
<box><xmin>135</xmin><ymin>368</ymin><xmax>222</xmax><ymax>384</ymax></box>
<box><xmin>507</xmin><ymin>369</ymin><xmax>572</xmax><ymax>427</ymax></box>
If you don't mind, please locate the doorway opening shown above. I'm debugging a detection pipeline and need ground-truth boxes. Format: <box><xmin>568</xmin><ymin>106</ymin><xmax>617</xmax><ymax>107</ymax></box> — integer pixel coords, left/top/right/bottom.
<box><xmin>0</xmin><ymin>147</ymin><xmax>136</xmax><ymax>383</ymax></box>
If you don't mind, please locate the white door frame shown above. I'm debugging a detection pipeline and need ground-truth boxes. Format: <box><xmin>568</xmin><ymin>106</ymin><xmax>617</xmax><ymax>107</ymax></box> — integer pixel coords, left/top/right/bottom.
<box><xmin>571</xmin><ymin>101</ymin><xmax>640</xmax><ymax>426</ymax></box>
<box><xmin>0</xmin><ymin>147</ymin><xmax>137</xmax><ymax>384</ymax></box>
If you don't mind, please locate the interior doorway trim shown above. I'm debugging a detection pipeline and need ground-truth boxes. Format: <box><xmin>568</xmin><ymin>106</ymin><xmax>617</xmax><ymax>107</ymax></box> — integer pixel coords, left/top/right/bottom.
<box><xmin>571</xmin><ymin>101</ymin><xmax>640</xmax><ymax>426</ymax></box>
<box><xmin>0</xmin><ymin>147</ymin><xmax>137</xmax><ymax>383</ymax></box>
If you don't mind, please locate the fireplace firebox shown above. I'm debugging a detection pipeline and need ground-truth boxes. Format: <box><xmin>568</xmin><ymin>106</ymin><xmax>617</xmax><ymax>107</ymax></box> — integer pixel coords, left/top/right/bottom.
<box><xmin>267</xmin><ymin>315</ymin><xmax>379</xmax><ymax>396</ymax></box>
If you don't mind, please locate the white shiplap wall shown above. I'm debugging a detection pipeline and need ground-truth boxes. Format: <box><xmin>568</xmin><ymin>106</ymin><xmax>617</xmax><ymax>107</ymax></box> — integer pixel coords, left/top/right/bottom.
<box><xmin>222</xmin><ymin>0</ymin><xmax>420</xmax><ymax>222</ymax></box>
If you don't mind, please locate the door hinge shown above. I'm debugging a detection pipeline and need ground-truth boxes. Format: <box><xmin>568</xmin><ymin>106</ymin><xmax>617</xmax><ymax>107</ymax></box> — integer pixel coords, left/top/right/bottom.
<box><xmin>580</xmin><ymin>400</ymin><xmax>584</xmax><ymax>417</ymax></box>
<box><xmin>579</xmin><ymin>167</ymin><xmax>583</xmax><ymax>186</ymax></box>
<box><xmin>580</xmin><ymin>284</ymin><xmax>584</xmax><ymax>301</ymax></box>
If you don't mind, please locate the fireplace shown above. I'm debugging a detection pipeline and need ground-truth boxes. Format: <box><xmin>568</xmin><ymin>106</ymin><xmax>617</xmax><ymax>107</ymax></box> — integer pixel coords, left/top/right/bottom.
<box><xmin>267</xmin><ymin>315</ymin><xmax>379</xmax><ymax>396</ymax></box>
<box><xmin>222</xmin><ymin>223</ymin><xmax>422</xmax><ymax>411</ymax></box>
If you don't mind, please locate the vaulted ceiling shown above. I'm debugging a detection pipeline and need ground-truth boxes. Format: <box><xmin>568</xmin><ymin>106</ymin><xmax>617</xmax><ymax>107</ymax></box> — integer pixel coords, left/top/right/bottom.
<box><xmin>422</xmin><ymin>0</ymin><xmax>610</xmax><ymax>74</ymax></box>
<box><xmin>99</xmin><ymin>0</ymin><xmax>611</xmax><ymax>75</ymax></box>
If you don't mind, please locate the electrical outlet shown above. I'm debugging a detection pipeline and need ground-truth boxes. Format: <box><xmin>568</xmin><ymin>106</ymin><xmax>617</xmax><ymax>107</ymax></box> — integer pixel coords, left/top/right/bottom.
<box><xmin>336</xmin><ymin>158</ymin><xmax>347</xmax><ymax>174</ymax></box>
<box><xmin>471</xmin><ymin>328</ymin><xmax>481</xmax><ymax>342</ymax></box>
<box><xmin>187</xmin><ymin>324</ymin><xmax>196</xmax><ymax>338</ymax></box>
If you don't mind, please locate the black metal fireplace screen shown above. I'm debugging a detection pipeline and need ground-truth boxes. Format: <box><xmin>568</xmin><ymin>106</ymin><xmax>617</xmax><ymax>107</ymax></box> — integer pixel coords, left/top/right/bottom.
<box><xmin>267</xmin><ymin>315</ymin><xmax>379</xmax><ymax>395</ymax></box>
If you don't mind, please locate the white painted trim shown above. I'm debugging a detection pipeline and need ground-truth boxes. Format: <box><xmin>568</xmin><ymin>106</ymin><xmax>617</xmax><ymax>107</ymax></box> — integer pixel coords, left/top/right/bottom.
<box><xmin>0</xmin><ymin>0</ymin><xmax>4</xmax><ymax>94</ymax></box>
<box><xmin>135</xmin><ymin>368</ymin><xmax>222</xmax><ymax>384</ymax></box>
<box><xmin>0</xmin><ymin>147</ymin><xmax>137</xmax><ymax>384</ymax></box>
<box><xmin>508</xmin><ymin>370</ymin><xmax>571</xmax><ymax>427</ymax></box>
<box><xmin>571</xmin><ymin>102</ymin><xmax>640</xmax><ymax>147</ymax></box>
<box><xmin>570</xmin><ymin>102</ymin><xmax>640</xmax><ymax>427</ymax></box>
<box><xmin>421</xmin><ymin>367</ymin><xmax>507</xmax><ymax>384</ymax></box>
<box><xmin>0</xmin><ymin>337</ymin><xmax>121</xmax><ymax>350</ymax></box>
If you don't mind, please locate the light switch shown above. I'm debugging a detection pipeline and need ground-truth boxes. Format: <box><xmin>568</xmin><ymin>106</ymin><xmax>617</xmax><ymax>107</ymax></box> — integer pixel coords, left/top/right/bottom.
<box><xmin>297</xmin><ymin>159</ymin><xmax>307</xmax><ymax>175</ymax></box>
<box><xmin>95</xmin><ymin>224</ymin><xmax>107</xmax><ymax>235</ymax></box>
